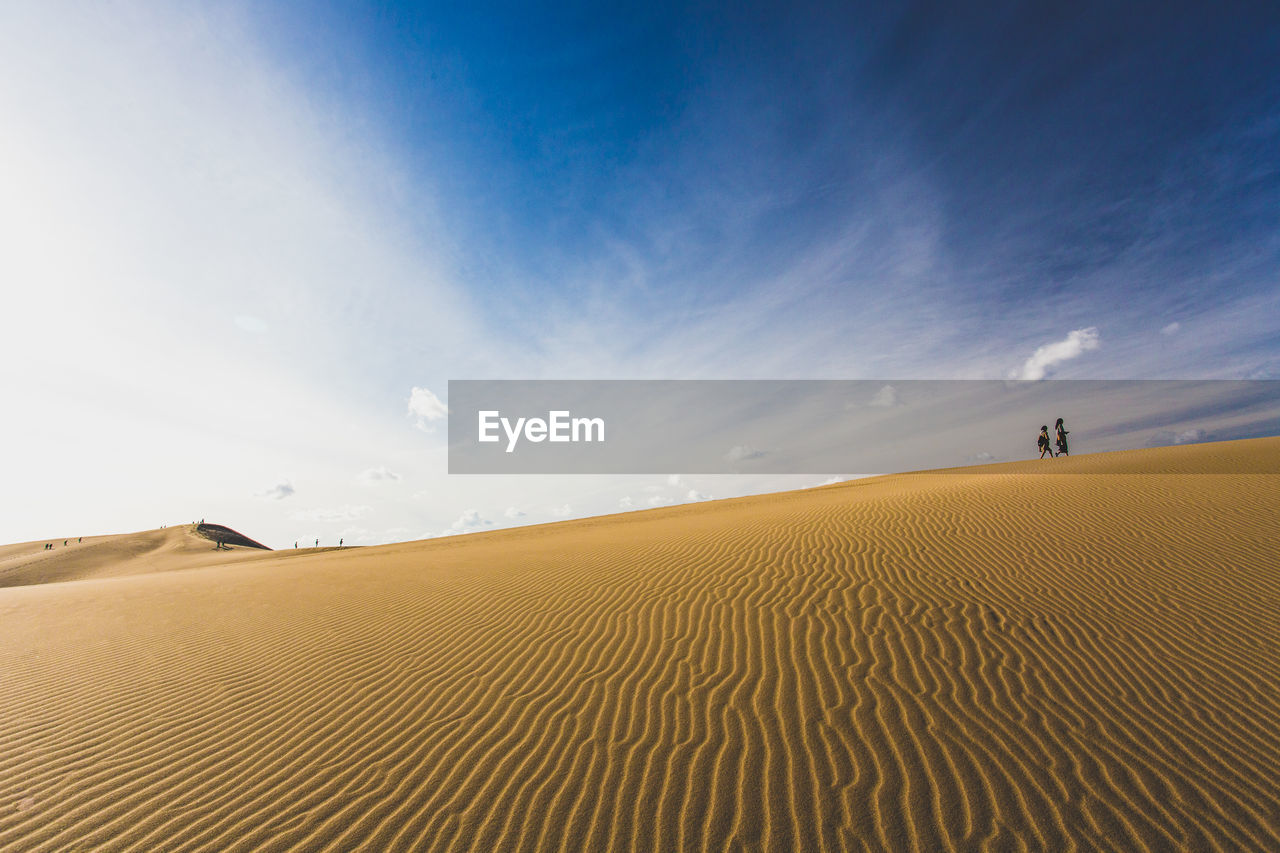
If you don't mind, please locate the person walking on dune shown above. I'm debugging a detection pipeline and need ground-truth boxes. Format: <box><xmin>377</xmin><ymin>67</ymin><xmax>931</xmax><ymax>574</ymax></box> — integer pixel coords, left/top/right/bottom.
<box><xmin>1038</xmin><ymin>425</ymin><xmax>1055</xmax><ymax>459</ymax></box>
<box><xmin>1055</xmin><ymin>417</ymin><xmax>1070</xmax><ymax>456</ymax></box>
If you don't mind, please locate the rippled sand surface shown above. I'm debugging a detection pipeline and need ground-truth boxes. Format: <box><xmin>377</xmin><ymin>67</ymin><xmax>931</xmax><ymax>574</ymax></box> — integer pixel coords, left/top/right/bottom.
<box><xmin>2</xmin><ymin>438</ymin><xmax>1278</xmax><ymax>851</ymax></box>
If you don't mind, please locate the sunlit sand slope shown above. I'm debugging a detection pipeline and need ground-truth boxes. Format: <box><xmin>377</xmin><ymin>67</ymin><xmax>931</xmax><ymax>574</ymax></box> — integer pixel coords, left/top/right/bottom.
<box><xmin>0</xmin><ymin>524</ymin><xmax>273</xmax><ymax>588</ymax></box>
<box><xmin>1</xmin><ymin>438</ymin><xmax>1278</xmax><ymax>851</ymax></box>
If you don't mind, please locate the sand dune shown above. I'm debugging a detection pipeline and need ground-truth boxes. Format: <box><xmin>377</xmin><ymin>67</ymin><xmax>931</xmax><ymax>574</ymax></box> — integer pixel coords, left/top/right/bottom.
<box><xmin>0</xmin><ymin>523</ymin><xmax>275</xmax><ymax>589</ymax></box>
<box><xmin>2</xmin><ymin>438</ymin><xmax>1278</xmax><ymax>851</ymax></box>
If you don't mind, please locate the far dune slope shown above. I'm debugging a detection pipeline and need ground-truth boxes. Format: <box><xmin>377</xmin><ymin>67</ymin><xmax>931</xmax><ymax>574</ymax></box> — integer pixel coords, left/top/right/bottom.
<box><xmin>1</xmin><ymin>437</ymin><xmax>1278</xmax><ymax>851</ymax></box>
<box><xmin>0</xmin><ymin>523</ymin><xmax>275</xmax><ymax>588</ymax></box>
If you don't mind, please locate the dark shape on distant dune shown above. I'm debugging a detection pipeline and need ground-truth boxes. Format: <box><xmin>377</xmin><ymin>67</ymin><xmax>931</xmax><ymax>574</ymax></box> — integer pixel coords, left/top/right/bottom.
<box><xmin>194</xmin><ymin>523</ymin><xmax>271</xmax><ymax>551</ymax></box>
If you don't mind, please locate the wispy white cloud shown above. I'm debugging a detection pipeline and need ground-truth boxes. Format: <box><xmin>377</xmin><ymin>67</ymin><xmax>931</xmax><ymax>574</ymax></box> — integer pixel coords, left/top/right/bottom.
<box><xmin>408</xmin><ymin>387</ymin><xmax>448</xmax><ymax>431</ymax></box>
<box><xmin>1013</xmin><ymin>327</ymin><xmax>1100</xmax><ymax>380</ymax></box>
<box><xmin>725</xmin><ymin>445</ymin><xmax>765</xmax><ymax>463</ymax></box>
<box><xmin>1148</xmin><ymin>428</ymin><xmax>1208</xmax><ymax>447</ymax></box>
<box><xmin>0</xmin><ymin>3</ymin><xmax>481</xmax><ymax>546</ymax></box>
<box><xmin>503</xmin><ymin>506</ymin><xmax>525</xmax><ymax>518</ymax></box>
<box><xmin>256</xmin><ymin>479</ymin><xmax>295</xmax><ymax>500</ymax></box>
<box><xmin>869</xmin><ymin>385</ymin><xmax>898</xmax><ymax>408</ymax></box>
<box><xmin>1161</xmin><ymin>322</ymin><xmax>1181</xmax><ymax>336</ymax></box>
<box><xmin>358</xmin><ymin>465</ymin><xmax>402</xmax><ymax>485</ymax></box>
<box><xmin>441</xmin><ymin>509</ymin><xmax>492</xmax><ymax>536</ymax></box>
<box><xmin>548</xmin><ymin>504</ymin><xmax>573</xmax><ymax>517</ymax></box>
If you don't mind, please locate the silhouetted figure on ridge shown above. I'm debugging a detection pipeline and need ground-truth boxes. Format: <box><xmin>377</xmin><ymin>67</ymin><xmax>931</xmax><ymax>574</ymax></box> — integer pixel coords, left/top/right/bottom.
<box><xmin>1055</xmin><ymin>418</ymin><xmax>1070</xmax><ymax>456</ymax></box>
<box><xmin>1038</xmin><ymin>426</ymin><xmax>1055</xmax><ymax>459</ymax></box>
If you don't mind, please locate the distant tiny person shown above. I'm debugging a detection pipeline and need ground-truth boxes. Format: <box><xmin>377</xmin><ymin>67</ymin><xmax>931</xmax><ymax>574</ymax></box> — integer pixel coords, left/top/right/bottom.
<box><xmin>315</xmin><ymin>538</ymin><xmax>319</xmax><ymax>547</ymax></box>
<box><xmin>1055</xmin><ymin>418</ymin><xmax>1070</xmax><ymax>456</ymax></box>
<box><xmin>1038</xmin><ymin>425</ymin><xmax>1055</xmax><ymax>459</ymax></box>
<box><xmin>339</xmin><ymin>538</ymin><xmax>343</xmax><ymax>548</ymax></box>
<box><xmin>294</xmin><ymin>541</ymin><xmax>298</xmax><ymax>549</ymax></box>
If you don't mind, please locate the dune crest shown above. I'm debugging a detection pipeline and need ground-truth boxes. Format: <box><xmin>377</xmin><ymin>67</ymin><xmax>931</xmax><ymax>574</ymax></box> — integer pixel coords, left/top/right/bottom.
<box><xmin>0</xmin><ymin>523</ymin><xmax>272</xmax><ymax>588</ymax></box>
<box><xmin>1</xmin><ymin>438</ymin><xmax>1278</xmax><ymax>850</ymax></box>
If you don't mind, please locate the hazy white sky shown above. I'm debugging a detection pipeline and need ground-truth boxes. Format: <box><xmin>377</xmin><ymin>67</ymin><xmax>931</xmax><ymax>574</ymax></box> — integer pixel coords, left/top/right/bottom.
<box><xmin>0</xmin><ymin>3</ymin><xmax>811</xmax><ymax>545</ymax></box>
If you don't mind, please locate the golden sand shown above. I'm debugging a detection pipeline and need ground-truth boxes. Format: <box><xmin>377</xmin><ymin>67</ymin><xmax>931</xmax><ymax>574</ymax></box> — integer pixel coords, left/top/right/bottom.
<box><xmin>2</xmin><ymin>438</ymin><xmax>1278</xmax><ymax>850</ymax></box>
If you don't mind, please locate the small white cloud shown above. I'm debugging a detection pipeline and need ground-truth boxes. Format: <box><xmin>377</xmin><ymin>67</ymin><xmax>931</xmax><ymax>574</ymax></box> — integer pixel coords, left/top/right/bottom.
<box><xmin>685</xmin><ymin>489</ymin><xmax>711</xmax><ymax>502</ymax></box>
<box><xmin>234</xmin><ymin>315</ymin><xmax>268</xmax><ymax>333</ymax></box>
<box><xmin>1161</xmin><ymin>322</ymin><xmax>1181</xmax><ymax>336</ymax></box>
<box><xmin>1013</xmin><ymin>327</ymin><xmax>1100</xmax><ymax>380</ymax></box>
<box><xmin>868</xmin><ymin>385</ymin><xmax>898</xmax><ymax>408</ymax></box>
<box><xmin>504</xmin><ymin>507</ymin><xmax>525</xmax><ymax>518</ymax></box>
<box><xmin>289</xmin><ymin>505</ymin><xmax>372</xmax><ymax>522</ymax></box>
<box><xmin>256</xmin><ymin>479</ymin><xmax>294</xmax><ymax>500</ymax></box>
<box><xmin>358</xmin><ymin>465</ymin><xmax>402</xmax><ymax>485</ymax></box>
<box><xmin>549</xmin><ymin>504</ymin><xmax>572</xmax><ymax>517</ymax></box>
<box><xmin>408</xmin><ymin>386</ymin><xmax>448</xmax><ymax>431</ymax></box>
<box><xmin>725</xmin><ymin>445</ymin><xmax>765</xmax><ymax>463</ymax></box>
<box><xmin>441</xmin><ymin>509</ymin><xmax>492</xmax><ymax>536</ymax></box>
<box><xmin>618</xmin><ymin>496</ymin><xmax>634</xmax><ymax>509</ymax></box>
<box><xmin>666</xmin><ymin>474</ymin><xmax>683</xmax><ymax>487</ymax></box>
<box><xmin>647</xmin><ymin>495</ymin><xmax>673</xmax><ymax>507</ymax></box>
<box><xmin>1147</xmin><ymin>428</ymin><xmax>1209</xmax><ymax>447</ymax></box>
<box><xmin>966</xmin><ymin>451</ymin><xmax>996</xmax><ymax>463</ymax></box>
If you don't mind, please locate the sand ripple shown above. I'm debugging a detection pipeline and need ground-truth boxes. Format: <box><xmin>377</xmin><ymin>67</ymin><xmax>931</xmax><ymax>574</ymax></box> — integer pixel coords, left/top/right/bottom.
<box><xmin>1</xmin><ymin>438</ymin><xmax>1278</xmax><ymax>850</ymax></box>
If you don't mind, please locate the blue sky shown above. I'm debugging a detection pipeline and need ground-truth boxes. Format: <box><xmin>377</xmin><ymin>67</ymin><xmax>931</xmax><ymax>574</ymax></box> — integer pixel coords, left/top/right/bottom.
<box><xmin>256</xmin><ymin>0</ymin><xmax>1278</xmax><ymax>355</ymax></box>
<box><xmin>1</xmin><ymin>1</ymin><xmax>1277</xmax><ymax>547</ymax></box>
